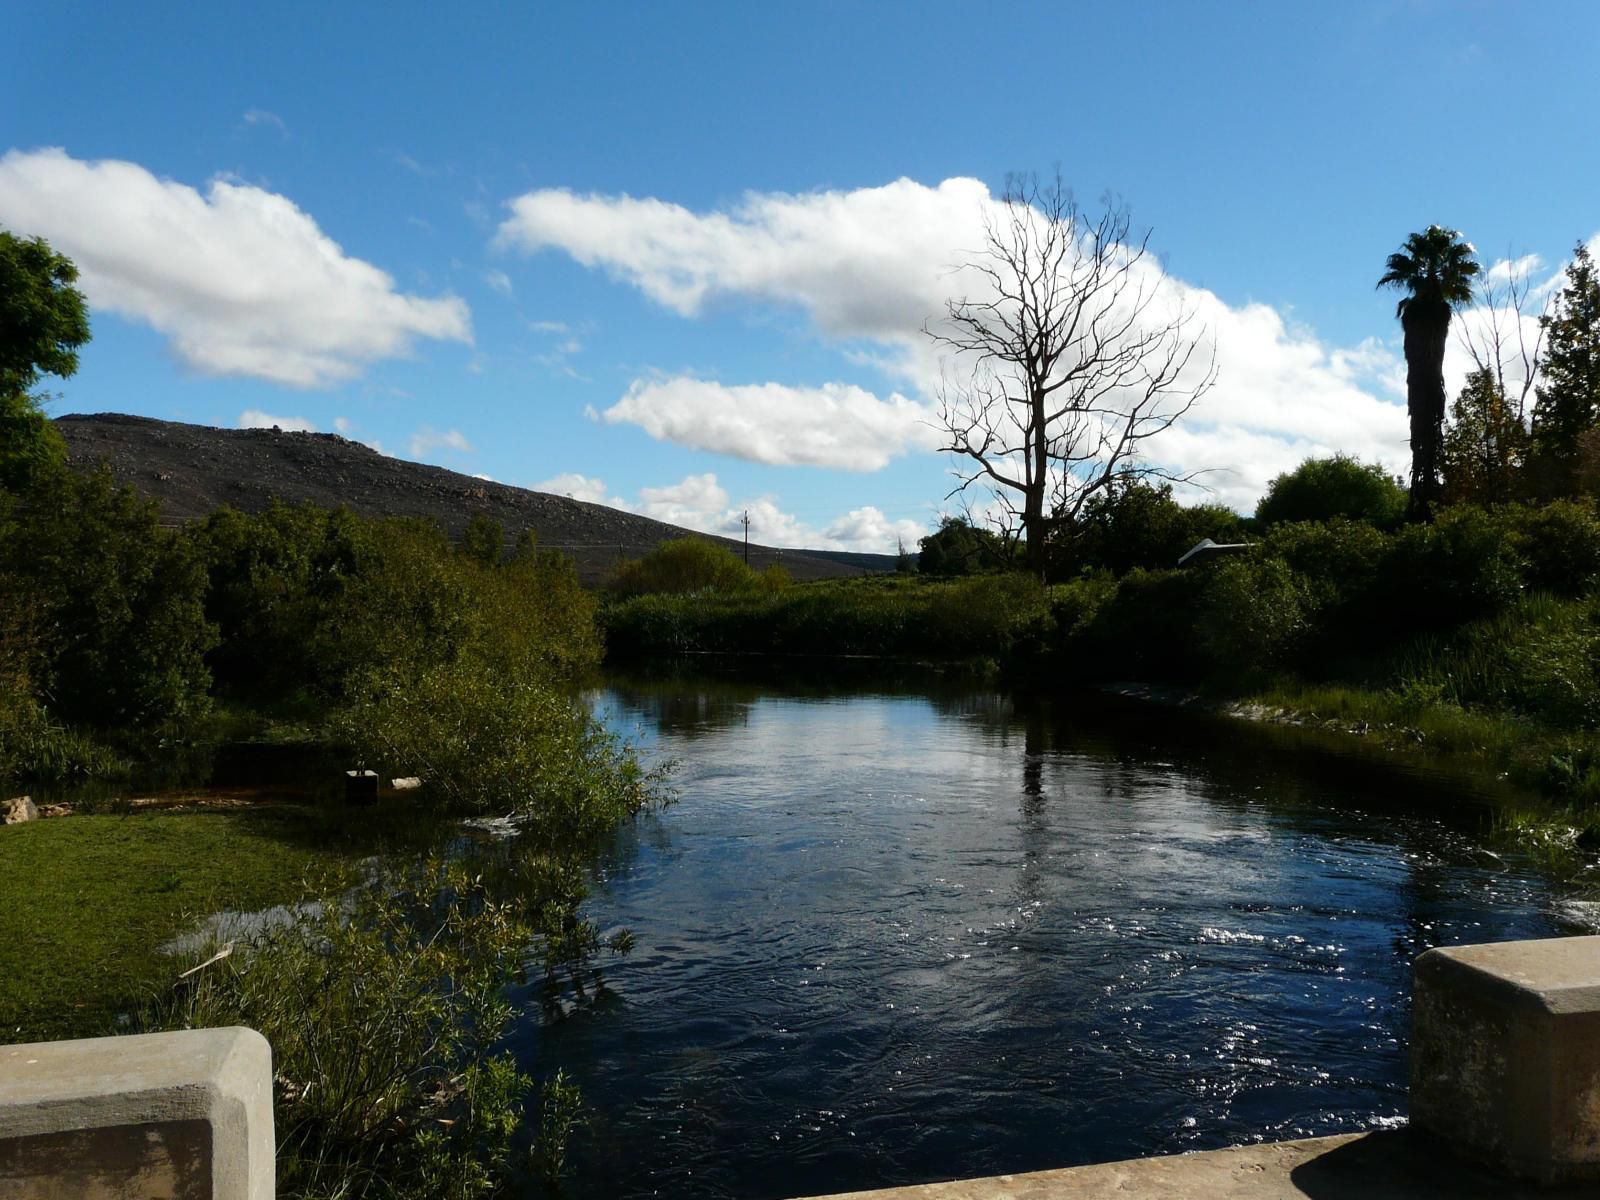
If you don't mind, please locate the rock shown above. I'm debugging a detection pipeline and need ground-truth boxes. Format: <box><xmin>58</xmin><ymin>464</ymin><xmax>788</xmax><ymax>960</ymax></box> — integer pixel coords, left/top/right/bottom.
<box><xmin>4</xmin><ymin>795</ymin><xmax>38</xmax><ymax>825</ymax></box>
<box><xmin>390</xmin><ymin>776</ymin><xmax>423</xmax><ymax>791</ymax></box>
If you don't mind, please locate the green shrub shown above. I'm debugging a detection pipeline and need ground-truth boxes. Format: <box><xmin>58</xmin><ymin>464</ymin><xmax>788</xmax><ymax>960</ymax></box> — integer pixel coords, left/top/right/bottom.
<box><xmin>1069</xmin><ymin>482</ymin><xmax>1244</xmax><ymax>575</ymax></box>
<box><xmin>1255</xmin><ymin>454</ymin><xmax>1407</xmax><ymax>527</ymax></box>
<box><xmin>1075</xmin><ymin>568</ymin><xmax>1205</xmax><ymax>679</ymax></box>
<box><xmin>918</xmin><ymin>516</ymin><xmax>1008</xmax><ymax>576</ymax></box>
<box><xmin>1384</xmin><ymin>504</ymin><xmax>1525</xmax><ymax>630</ymax></box>
<box><xmin>198</xmin><ymin>506</ymin><xmax>599</xmax><ymax>706</ymax></box>
<box><xmin>0</xmin><ymin>466</ymin><xmax>214</xmax><ymax>734</ymax></box>
<box><xmin>607</xmin><ymin>537</ymin><xmax>758</xmax><ymax>597</ymax></box>
<box><xmin>159</xmin><ymin>859</ymin><xmax>595</xmax><ymax>1200</ymax></box>
<box><xmin>1192</xmin><ymin>556</ymin><xmax>1309</xmax><ymax>679</ymax></box>
<box><xmin>333</xmin><ymin>655</ymin><xmax>660</xmax><ymax>830</ymax></box>
<box><xmin>1510</xmin><ymin>501</ymin><xmax>1600</xmax><ymax>596</ymax></box>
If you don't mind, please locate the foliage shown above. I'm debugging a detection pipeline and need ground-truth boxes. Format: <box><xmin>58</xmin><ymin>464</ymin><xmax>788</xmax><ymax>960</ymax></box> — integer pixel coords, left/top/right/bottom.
<box><xmin>1377</xmin><ymin>225</ymin><xmax>1481</xmax><ymax>518</ymax></box>
<box><xmin>159</xmin><ymin>859</ymin><xmax>589</xmax><ymax>1199</ymax></box>
<box><xmin>1071</xmin><ymin>481</ymin><xmax>1243</xmax><ymax>574</ymax></box>
<box><xmin>1512</xmin><ymin>501</ymin><xmax>1600</xmax><ymax>596</ymax></box>
<box><xmin>0</xmin><ymin>466</ymin><xmax>214</xmax><ymax>734</ymax></box>
<box><xmin>1255</xmin><ymin>454</ymin><xmax>1406</xmax><ymax>527</ymax></box>
<box><xmin>1383</xmin><ymin>503</ymin><xmax>1526</xmax><ymax>630</ymax></box>
<box><xmin>196</xmin><ymin>505</ymin><xmax>599</xmax><ymax>706</ymax></box>
<box><xmin>1192</xmin><ymin>556</ymin><xmax>1308</xmax><ymax>680</ymax></box>
<box><xmin>607</xmin><ymin>536</ymin><xmax>761</xmax><ymax>598</ymax></box>
<box><xmin>0</xmin><ymin>388</ymin><xmax>68</xmax><ymax>497</ymax></box>
<box><xmin>0</xmin><ymin>231</ymin><xmax>88</xmax><ymax>498</ymax></box>
<box><xmin>1531</xmin><ymin>243</ymin><xmax>1600</xmax><ymax>484</ymax></box>
<box><xmin>333</xmin><ymin>655</ymin><xmax>660</xmax><ymax>827</ymax></box>
<box><xmin>0</xmin><ymin>229</ymin><xmax>91</xmax><ymax>396</ymax></box>
<box><xmin>461</xmin><ymin>512</ymin><xmax>505</xmax><ymax>565</ymax></box>
<box><xmin>603</xmin><ymin>572</ymin><xmax>1051</xmax><ymax>662</ymax></box>
<box><xmin>917</xmin><ymin>516</ymin><xmax>1007</xmax><ymax>576</ymax></box>
<box><xmin>1442</xmin><ymin>368</ymin><xmax>1530</xmax><ymax>506</ymax></box>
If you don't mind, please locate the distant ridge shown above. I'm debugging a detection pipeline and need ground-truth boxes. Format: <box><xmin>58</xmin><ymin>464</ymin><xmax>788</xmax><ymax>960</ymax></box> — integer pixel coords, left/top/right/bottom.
<box><xmin>53</xmin><ymin>413</ymin><xmax>898</xmax><ymax>585</ymax></box>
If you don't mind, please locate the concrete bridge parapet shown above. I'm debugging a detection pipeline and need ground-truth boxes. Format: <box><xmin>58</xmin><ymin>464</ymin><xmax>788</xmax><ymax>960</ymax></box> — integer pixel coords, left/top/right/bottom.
<box><xmin>0</xmin><ymin>1026</ymin><xmax>273</xmax><ymax>1200</ymax></box>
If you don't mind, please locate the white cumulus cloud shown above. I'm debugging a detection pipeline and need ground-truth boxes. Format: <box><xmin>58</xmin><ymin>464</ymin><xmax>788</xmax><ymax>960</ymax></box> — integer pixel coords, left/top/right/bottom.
<box><xmin>497</xmin><ymin>176</ymin><xmax>1431</xmax><ymax>505</ymax></box>
<box><xmin>239</xmin><ymin>409</ymin><xmax>317</xmax><ymax>432</ymax></box>
<box><xmin>599</xmin><ymin>378</ymin><xmax>936</xmax><ymax>471</ymax></box>
<box><xmin>527</xmin><ymin>470</ymin><xmax>922</xmax><ymax>552</ymax></box>
<box><xmin>532</xmin><ymin>472</ymin><xmax>612</xmax><ymax>504</ymax></box>
<box><xmin>0</xmin><ymin>147</ymin><xmax>472</xmax><ymax>387</ymax></box>
<box><xmin>409</xmin><ymin>427</ymin><xmax>473</xmax><ymax>458</ymax></box>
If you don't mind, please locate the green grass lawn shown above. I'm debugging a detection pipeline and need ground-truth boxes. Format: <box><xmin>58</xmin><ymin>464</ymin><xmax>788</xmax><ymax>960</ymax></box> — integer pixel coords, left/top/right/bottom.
<box><xmin>0</xmin><ymin>807</ymin><xmax>357</xmax><ymax>1042</ymax></box>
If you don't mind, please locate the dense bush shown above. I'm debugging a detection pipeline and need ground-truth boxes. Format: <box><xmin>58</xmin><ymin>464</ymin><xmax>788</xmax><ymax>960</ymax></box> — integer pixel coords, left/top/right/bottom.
<box><xmin>1068</xmin><ymin>482</ymin><xmax>1244</xmax><ymax>575</ymax></box>
<box><xmin>603</xmin><ymin>573</ymin><xmax>1050</xmax><ymax>661</ymax></box>
<box><xmin>0</xmin><ymin>466</ymin><xmax>214</xmax><ymax>734</ymax></box>
<box><xmin>1510</xmin><ymin>500</ymin><xmax>1600</xmax><ymax>596</ymax></box>
<box><xmin>1192</xmin><ymin>556</ymin><xmax>1309</xmax><ymax>679</ymax></box>
<box><xmin>161</xmin><ymin>858</ymin><xmax>601</xmax><ymax>1199</ymax></box>
<box><xmin>606</xmin><ymin>536</ymin><xmax>770</xmax><ymax>598</ymax></box>
<box><xmin>1384</xmin><ymin>504</ymin><xmax>1527</xmax><ymax>630</ymax></box>
<box><xmin>918</xmin><ymin>516</ymin><xmax>1008</xmax><ymax>576</ymax></box>
<box><xmin>1255</xmin><ymin>454</ymin><xmax>1407</xmax><ymax>527</ymax></box>
<box><xmin>198</xmin><ymin>505</ymin><xmax>600</xmax><ymax>706</ymax></box>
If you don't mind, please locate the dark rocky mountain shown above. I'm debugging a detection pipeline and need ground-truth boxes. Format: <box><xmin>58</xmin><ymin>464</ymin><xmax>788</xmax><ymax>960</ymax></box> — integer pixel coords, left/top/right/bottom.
<box><xmin>54</xmin><ymin>413</ymin><xmax>898</xmax><ymax>585</ymax></box>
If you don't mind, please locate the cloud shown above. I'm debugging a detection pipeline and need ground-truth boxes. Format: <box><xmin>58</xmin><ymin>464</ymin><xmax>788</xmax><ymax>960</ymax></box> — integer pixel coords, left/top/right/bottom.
<box><xmin>496</xmin><ymin>177</ymin><xmax>981</xmax><ymax>338</ymax></box>
<box><xmin>239</xmin><ymin>409</ymin><xmax>316</xmax><ymax>432</ymax></box>
<box><xmin>642</xmin><ymin>477</ymin><xmax>923</xmax><ymax>553</ymax></box>
<box><xmin>529</xmin><ymin>469</ymin><xmax>921</xmax><ymax>552</ymax></box>
<box><xmin>823</xmin><ymin>506</ymin><xmax>924</xmax><ymax>553</ymax></box>
<box><xmin>497</xmin><ymin>176</ymin><xmax>1438</xmax><ymax>505</ymax></box>
<box><xmin>242</xmin><ymin>108</ymin><xmax>287</xmax><ymax>135</ymax></box>
<box><xmin>0</xmin><ymin>147</ymin><xmax>472</xmax><ymax>387</ymax></box>
<box><xmin>483</xmin><ymin>268</ymin><xmax>513</xmax><ymax>296</ymax></box>
<box><xmin>599</xmin><ymin>378</ymin><xmax>936</xmax><ymax>471</ymax></box>
<box><xmin>334</xmin><ymin>417</ymin><xmax>353</xmax><ymax>434</ymax></box>
<box><xmin>409</xmin><ymin>427</ymin><xmax>473</xmax><ymax>458</ymax></box>
<box><xmin>633</xmin><ymin>472</ymin><xmax>731</xmax><ymax>527</ymax></box>
<box><xmin>532</xmin><ymin>472</ymin><xmax>612</xmax><ymax>504</ymax></box>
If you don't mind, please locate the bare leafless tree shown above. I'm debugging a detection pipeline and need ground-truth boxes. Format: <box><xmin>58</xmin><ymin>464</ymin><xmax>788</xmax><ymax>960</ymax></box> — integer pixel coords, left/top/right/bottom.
<box><xmin>928</xmin><ymin>175</ymin><xmax>1217</xmax><ymax>576</ymax></box>
<box><xmin>1457</xmin><ymin>253</ymin><xmax>1550</xmax><ymax>426</ymax></box>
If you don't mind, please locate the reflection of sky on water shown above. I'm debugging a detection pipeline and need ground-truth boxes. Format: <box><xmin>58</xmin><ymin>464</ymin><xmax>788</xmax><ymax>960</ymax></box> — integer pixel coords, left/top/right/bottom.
<box><xmin>520</xmin><ymin>678</ymin><xmax>1570</xmax><ymax>1200</ymax></box>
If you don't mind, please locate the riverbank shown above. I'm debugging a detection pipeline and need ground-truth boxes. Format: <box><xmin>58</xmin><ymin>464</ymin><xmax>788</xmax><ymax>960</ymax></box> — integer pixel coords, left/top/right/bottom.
<box><xmin>0</xmin><ymin>802</ymin><xmax>357</xmax><ymax>1041</ymax></box>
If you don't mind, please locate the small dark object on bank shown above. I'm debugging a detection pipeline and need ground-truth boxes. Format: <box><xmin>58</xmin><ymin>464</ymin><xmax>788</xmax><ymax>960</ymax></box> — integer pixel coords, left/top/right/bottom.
<box><xmin>345</xmin><ymin>769</ymin><xmax>378</xmax><ymax>806</ymax></box>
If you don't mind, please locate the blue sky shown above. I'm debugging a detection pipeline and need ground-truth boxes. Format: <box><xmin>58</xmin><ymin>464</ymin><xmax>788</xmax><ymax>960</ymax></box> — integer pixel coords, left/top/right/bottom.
<box><xmin>4</xmin><ymin>1</ymin><xmax>1598</xmax><ymax>550</ymax></box>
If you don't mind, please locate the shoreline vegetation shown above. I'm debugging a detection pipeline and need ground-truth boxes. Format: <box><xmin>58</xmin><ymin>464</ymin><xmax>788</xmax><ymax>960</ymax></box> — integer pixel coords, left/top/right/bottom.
<box><xmin>598</xmin><ymin>493</ymin><xmax>1600</xmax><ymax>845</ymax></box>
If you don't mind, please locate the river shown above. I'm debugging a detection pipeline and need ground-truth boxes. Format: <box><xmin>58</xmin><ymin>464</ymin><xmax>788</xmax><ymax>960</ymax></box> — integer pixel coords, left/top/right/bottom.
<box><xmin>507</xmin><ymin>669</ymin><xmax>1581</xmax><ymax>1199</ymax></box>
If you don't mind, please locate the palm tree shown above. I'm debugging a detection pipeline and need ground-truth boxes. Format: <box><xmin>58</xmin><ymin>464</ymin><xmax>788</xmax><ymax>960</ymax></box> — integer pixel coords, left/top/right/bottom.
<box><xmin>1378</xmin><ymin>226</ymin><xmax>1481</xmax><ymax>519</ymax></box>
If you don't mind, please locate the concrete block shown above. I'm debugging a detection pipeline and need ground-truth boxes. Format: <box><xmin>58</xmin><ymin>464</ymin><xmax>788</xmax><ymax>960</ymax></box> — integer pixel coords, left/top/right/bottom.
<box><xmin>0</xmin><ymin>1027</ymin><xmax>274</xmax><ymax>1199</ymax></box>
<box><xmin>1412</xmin><ymin>933</ymin><xmax>1600</xmax><ymax>1184</ymax></box>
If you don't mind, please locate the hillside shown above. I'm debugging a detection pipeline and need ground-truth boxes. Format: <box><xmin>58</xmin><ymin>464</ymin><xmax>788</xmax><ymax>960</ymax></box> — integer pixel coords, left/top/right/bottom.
<box><xmin>54</xmin><ymin>414</ymin><xmax>897</xmax><ymax>585</ymax></box>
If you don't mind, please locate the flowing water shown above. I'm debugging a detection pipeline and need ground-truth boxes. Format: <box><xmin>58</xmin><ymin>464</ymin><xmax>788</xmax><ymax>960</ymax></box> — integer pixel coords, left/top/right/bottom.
<box><xmin>514</xmin><ymin>669</ymin><xmax>1584</xmax><ymax>1199</ymax></box>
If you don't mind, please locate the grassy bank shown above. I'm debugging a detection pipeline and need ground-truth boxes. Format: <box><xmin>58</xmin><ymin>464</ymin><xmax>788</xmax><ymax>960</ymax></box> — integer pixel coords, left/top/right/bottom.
<box><xmin>0</xmin><ymin>805</ymin><xmax>361</xmax><ymax>1041</ymax></box>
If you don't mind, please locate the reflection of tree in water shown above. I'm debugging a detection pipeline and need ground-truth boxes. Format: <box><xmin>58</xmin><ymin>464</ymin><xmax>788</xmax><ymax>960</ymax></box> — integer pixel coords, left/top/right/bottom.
<box><xmin>604</xmin><ymin>684</ymin><xmax>755</xmax><ymax>740</ymax></box>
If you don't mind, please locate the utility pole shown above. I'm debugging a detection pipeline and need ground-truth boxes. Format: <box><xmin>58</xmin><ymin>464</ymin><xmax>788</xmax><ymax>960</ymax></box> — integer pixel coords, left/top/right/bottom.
<box><xmin>741</xmin><ymin>509</ymin><xmax>750</xmax><ymax>565</ymax></box>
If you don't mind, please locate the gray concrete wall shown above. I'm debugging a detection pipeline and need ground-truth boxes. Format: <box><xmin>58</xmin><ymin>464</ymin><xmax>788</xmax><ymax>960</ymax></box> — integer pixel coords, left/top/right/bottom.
<box><xmin>1412</xmin><ymin>934</ymin><xmax>1600</xmax><ymax>1184</ymax></box>
<box><xmin>0</xmin><ymin>1027</ymin><xmax>273</xmax><ymax>1200</ymax></box>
